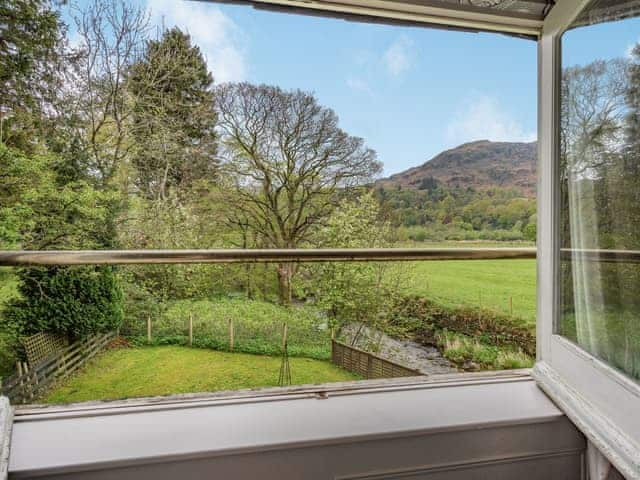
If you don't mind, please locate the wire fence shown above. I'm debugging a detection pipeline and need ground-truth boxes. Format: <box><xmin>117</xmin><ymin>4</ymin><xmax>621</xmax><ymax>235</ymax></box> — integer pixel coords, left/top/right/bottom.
<box><xmin>119</xmin><ymin>300</ymin><xmax>333</xmax><ymax>359</ymax></box>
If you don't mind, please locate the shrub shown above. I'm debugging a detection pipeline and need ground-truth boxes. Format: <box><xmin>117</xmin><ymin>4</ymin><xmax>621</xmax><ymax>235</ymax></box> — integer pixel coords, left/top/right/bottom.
<box><xmin>396</xmin><ymin>295</ymin><xmax>536</xmax><ymax>355</ymax></box>
<box><xmin>435</xmin><ymin>329</ymin><xmax>533</xmax><ymax>370</ymax></box>
<box><xmin>0</xmin><ymin>329</ymin><xmax>21</xmax><ymax>377</ymax></box>
<box><xmin>523</xmin><ymin>223</ymin><xmax>537</xmax><ymax>242</ymax></box>
<box><xmin>3</xmin><ymin>266</ymin><xmax>123</xmax><ymax>340</ymax></box>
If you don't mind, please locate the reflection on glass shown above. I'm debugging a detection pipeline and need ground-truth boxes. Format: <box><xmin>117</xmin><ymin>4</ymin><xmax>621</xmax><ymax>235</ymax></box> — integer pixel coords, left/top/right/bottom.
<box><xmin>560</xmin><ymin>0</ymin><xmax>640</xmax><ymax>381</ymax></box>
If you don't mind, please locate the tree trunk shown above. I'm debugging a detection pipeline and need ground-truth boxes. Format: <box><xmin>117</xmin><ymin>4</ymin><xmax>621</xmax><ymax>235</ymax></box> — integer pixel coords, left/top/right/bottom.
<box><xmin>277</xmin><ymin>263</ymin><xmax>292</xmax><ymax>305</ymax></box>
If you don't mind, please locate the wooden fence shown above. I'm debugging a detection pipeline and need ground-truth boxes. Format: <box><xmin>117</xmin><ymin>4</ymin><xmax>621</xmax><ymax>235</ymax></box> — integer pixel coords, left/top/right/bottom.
<box><xmin>1</xmin><ymin>332</ymin><xmax>115</xmax><ymax>404</ymax></box>
<box><xmin>331</xmin><ymin>340</ymin><xmax>422</xmax><ymax>379</ymax></box>
<box><xmin>23</xmin><ymin>332</ymin><xmax>68</xmax><ymax>366</ymax></box>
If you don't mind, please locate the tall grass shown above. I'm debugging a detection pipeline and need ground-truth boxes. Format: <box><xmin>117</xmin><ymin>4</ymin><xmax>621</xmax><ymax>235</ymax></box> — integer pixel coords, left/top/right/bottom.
<box><xmin>121</xmin><ymin>298</ymin><xmax>332</xmax><ymax>359</ymax></box>
<box><xmin>435</xmin><ymin>329</ymin><xmax>533</xmax><ymax>370</ymax></box>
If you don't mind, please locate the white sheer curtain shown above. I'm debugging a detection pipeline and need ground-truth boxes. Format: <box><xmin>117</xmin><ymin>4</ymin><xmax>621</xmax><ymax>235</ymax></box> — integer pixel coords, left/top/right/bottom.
<box><xmin>567</xmin><ymin>170</ymin><xmax>609</xmax><ymax>360</ymax></box>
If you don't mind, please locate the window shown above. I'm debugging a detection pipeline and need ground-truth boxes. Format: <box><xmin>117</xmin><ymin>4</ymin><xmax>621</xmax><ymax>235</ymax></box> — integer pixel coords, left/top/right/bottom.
<box><xmin>535</xmin><ymin>0</ymin><xmax>640</xmax><ymax>476</ymax></box>
<box><xmin>560</xmin><ymin>0</ymin><xmax>640</xmax><ymax>382</ymax></box>
<box><xmin>1</xmin><ymin>0</ymin><xmax>538</xmax><ymax>410</ymax></box>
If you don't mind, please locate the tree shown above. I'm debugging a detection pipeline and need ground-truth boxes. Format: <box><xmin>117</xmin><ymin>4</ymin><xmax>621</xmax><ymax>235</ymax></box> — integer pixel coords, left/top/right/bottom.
<box><xmin>0</xmin><ymin>143</ymin><xmax>123</xmax><ymax>345</ymax></box>
<box><xmin>128</xmin><ymin>27</ymin><xmax>218</xmax><ymax>200</ymax></box>
<box><xmin>0</xmin><ymin>143</ymin><xmax>117</xmax><ymax>249</ymax></box>
<box><xmin>0</xmin><ymin>0</ymin><xmax>67</xmax><ymax>150</ymax></box>
<box><xmin>524</xmin><ymin>215</ymin><xmax>537</xmax><ymax>241</ymax></box>
<box><xmin>216</xmin><ymin>82</ymin><xmax>381</xmax><ymax>303</ymax></box>
<box><xmin>560</xmin><ymin>58</ymin><xmax>627</xmax><ymax>178</ymax></box>
<box><xmin>304</xmin><ymin>193</ymin><xmax>409</xmax><ymax>349</ymax></box>
<box><xmin>72</xmin><ymin>0</ymin><xmax>150</xmax><ymax>185</ymax></box>
<box><xmin>117</xmin><ymin>192</ymin><xmax>226</xmax><ymax>302</ymax></box>
<box><xmin>4</xmin><ymin>266</ymin><xmax>123</xmax><ymax>340</ymax></box>
<box><xmin>623</xmin><ymin>46</ymin><xmax>640</xmax><ymax>175</ymax></box>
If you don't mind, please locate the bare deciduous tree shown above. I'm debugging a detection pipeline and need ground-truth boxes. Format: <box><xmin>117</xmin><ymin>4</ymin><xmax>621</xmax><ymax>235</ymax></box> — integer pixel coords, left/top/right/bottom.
<box><xmin>73</xmin><ymin>0</ymin><xmax>150</xmax><ymax>184</ymax></box>
<box><xmin>561</xmin><ymin>58</ymin><xmax>628</xmax><ymax>176</ymax></box>
<box><xmin>216</xmin><ymin>82</ymin><xmax>382</xmax><ymax>303</ymax></box>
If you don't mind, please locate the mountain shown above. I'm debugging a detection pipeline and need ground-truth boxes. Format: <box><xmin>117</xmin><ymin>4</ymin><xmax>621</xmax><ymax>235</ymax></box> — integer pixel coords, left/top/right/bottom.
<box><xmin>378</xmin><ymin>140</ymin><xmax>537</xmax><ymax>197</ymax></box>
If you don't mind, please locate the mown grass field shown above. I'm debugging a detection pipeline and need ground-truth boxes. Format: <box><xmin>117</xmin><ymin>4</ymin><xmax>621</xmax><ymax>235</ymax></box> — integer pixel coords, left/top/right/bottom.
<box><xmin>44</xmin><ymin>346</ymin><xmax>359</xmax><ymax>404</ymax></box>
<box><xmin>406</xmin><ymin>258</ymin><xmax>536</xmax><ymax>325</ymax></box>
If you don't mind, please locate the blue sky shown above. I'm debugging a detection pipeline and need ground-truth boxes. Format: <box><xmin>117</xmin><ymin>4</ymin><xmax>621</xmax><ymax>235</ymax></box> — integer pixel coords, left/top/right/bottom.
<box><xmin>563</xmin><ymin>16</ymin><xmax>640</xmax><ymax>66</ymax></box>
<box><xmin>146</xmin><ymin>0</ymin><xmax>538</xmax><ymax>176</ymax></box>
<box><xmin>61</xmin><ymin>1</ymin><xmax>640</xmax><ymax>176</ymax></box>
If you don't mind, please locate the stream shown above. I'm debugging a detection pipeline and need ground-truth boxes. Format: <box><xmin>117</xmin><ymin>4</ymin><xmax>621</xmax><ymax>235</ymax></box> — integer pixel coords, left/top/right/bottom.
<box><xmin>342</xmin><ymin>325</ymin><xmax>457</xmax><ymax>375</ymax></box>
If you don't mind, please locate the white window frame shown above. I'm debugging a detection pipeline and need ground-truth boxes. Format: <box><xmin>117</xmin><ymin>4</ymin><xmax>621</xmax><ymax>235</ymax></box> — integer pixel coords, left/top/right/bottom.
<box><xmin>534</xmin><ymin>1</ymin><xmax>640</xmax><ymax>477</ymax></box>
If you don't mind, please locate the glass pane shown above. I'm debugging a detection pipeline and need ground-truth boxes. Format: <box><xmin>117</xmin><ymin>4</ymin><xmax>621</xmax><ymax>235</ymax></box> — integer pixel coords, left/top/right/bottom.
<box><xmin>1</xmin><ymin>0</ymin><xmax>537</xmax><ymax>405</ymax></box>
<box><xmin>560</xmin><ymin>0</ymin><xmax>640</xmax><ymax>381</ymax></box>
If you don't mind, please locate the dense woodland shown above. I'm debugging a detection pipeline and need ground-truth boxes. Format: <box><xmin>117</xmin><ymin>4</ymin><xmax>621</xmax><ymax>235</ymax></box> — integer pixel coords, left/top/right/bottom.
<box><xmin>376</xmin><ymin>185</ymin><xmax>536</xmax><ymax>242</ymax></box>
<box><xmin>1</xmin><ymin>0</ymin><xmax>638</xmax><ymax>381</ymax></box>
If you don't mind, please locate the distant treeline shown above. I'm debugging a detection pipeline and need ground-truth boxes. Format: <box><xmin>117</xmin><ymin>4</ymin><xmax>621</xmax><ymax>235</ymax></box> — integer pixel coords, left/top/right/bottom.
<box><xmin>375</xmin><ymin>183</ymin><xmax>536</xmax><ymax>242</ymax></box>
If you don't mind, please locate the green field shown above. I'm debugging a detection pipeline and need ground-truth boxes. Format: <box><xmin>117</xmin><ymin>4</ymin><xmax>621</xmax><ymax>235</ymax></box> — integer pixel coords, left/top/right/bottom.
<box><xmin>407</xmin><ymin>259</ymin><xmax>536</xmax><ymax>324</ymax></box>
<box><xmin>44</xmin><ymin>346</ymin><xmax>359</xmax><ymax>403</ymax></box>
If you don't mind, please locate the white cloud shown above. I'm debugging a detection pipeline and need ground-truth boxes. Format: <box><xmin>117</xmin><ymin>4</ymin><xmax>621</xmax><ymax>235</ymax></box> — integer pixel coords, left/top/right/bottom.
<box><xmin>346</xmin><ymin>76</ymin><xmax>374</xmax><ymax>96</ymax></box>
<box><xmin>446</xmin><ymin>96</ymin><xmax>536</xmax><ymax>146</ymax></box>
<box><xmin>383</xmin><ymin>35</ymin><xmax>414</xmax><ymax>77</ymax></box>
<box><xmin>146</xmin><ymin>0</ymin><xmax>247</xmax><ymax>83</ymax></box>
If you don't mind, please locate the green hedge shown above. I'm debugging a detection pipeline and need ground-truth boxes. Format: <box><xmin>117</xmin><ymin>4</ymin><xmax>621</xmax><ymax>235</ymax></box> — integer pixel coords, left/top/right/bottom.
<box><xmin>3</xmin><ymin>266</ymin><xmax>123</xmax><ymax>340</ymax></box>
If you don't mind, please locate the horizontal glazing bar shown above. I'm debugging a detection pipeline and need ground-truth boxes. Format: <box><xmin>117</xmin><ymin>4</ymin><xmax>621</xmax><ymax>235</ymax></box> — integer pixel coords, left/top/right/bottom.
<box><xmin>560</xmin><ymin>248</ymin><xmax>640</xmax><ymax>263</ymax></box>
<box><xmin>0</xmin><ymin>248</ymin><xmax>537</xmax><ymax>266</ymax></box>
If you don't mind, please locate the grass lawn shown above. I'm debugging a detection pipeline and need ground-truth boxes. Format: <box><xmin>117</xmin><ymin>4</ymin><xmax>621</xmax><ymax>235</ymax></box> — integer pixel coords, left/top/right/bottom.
<box><xmin>43</xmin><ymin>346</ymin><xmax>360</xmax><ymax>404</ymax></box>
<box><xmin>407</xmin><ymin>259</ymin><xmax>536</xmax><ymax>325</ymax></box>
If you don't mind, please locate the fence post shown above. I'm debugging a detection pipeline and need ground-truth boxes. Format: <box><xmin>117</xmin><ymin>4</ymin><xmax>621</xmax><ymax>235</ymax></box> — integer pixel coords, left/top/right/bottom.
<box><xmin>31</xmin><ymin>359</ymin><xmax>39</xmax><ymax>389</ymax></box>
<box><xmin>282</xmin><ymin>323</ymin><xmax>288</xmax><ymax>351</ymax></box>
<box><xmin>331</xmin><ymin>339</ymin><xmax>335</xmax><ymax>363</ymax></box>
<box><xmin>59</xmin><ymin>349</ymin><xmax>68</xmax><ymax>378</ymax></box>
<box><xmin>16</xmin><ymin>361</ymin><xmax>23</xmax><ymax>403</ymax></box>
<box><xmin>147</xmin><ymin>315</ymin><xmax>152</xmax><ymax>344</ymax></box>
<box><xmin>23</xmin><ymin>362</ymin><xmax>33</xmax><ymax>402</ymax></box>
<box><xmin>228</xmin><ymin>319</ymin><xmax>234</xmax><ymax>352</ymax></box>
<box><xmin>189</xmin><ymin>312</ymin><xmax>193</xmax><ymax>346</ymax></box>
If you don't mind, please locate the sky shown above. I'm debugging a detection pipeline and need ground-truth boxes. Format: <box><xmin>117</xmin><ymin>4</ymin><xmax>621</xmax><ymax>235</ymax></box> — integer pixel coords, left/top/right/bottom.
<box><xmin>59</xmin><ymin>1</ymin><xmax>640</xmax><ymax>176</ymax></box>
<box><xmin>563</xmin><ymin>16</ymin><xmax>640</xmax><ymax>66</ymax></box>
